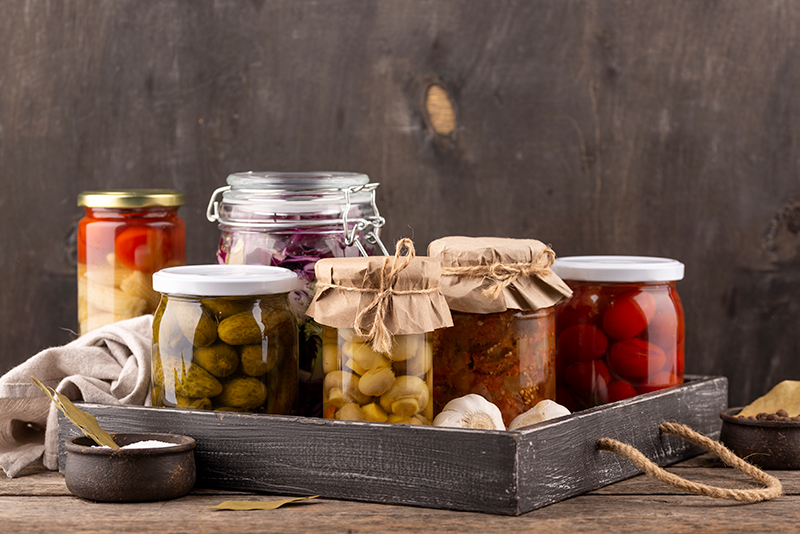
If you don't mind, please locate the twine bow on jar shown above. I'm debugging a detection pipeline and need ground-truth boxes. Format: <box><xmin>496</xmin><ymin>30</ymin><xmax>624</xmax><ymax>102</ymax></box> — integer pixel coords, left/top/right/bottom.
<box><xmin>440</xmin><ymin>245</ymin><xmax>556</xmax><ymax>300</ymax></box>
<box><xmin>312</xmin><ymin>238</ymin><xmax>444</xmax><ymax>354</ymax></box>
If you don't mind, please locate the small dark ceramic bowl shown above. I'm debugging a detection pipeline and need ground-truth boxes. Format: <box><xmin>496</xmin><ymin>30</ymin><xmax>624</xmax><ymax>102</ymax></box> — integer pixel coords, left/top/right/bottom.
<box><xmin>64</xmin><ymin>432</ymin><xmax>196</xmax><ymax>502</ymax></box>
<box><xmin>719</xmin><ymin>407</ymin><xmax>800</xmax><ymax>469</ymax></box>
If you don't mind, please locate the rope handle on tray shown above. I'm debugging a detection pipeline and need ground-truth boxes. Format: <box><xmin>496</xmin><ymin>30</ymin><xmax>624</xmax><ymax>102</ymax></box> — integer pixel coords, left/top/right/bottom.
<box><xmin>597</xmin><ymin>421</ymin><xmax>783</xmax><ymax>502</ymax></box>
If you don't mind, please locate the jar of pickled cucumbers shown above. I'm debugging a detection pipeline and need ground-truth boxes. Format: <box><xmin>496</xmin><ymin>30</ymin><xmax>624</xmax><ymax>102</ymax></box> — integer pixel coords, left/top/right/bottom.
<box><xmin>151</xmin><ymin>265</ymin><xmax>299</xmax><ymax>414</ymax></box>
<box><xmin>428</xmin><ymin>237</ymin><xmax>573</xmax><ymax>427</ymax></box>
<box><xmin>206</xmin><ymin>172</ymin><xmax>387</xmax><ymax>417</ymax></box>
<box><xmin>552</xmin><ymin>256</ymin><xmax>685</xmax><ymax>410</ymax></box>
<box><xmin>306</xmin><ymin>239</ymin><xmax>452</xmax><ymax>424</ymax></box>
<box><xmin>77</xmin><ymin>189</ymin><xmax>185</xmax><ymax>335</ymax></box>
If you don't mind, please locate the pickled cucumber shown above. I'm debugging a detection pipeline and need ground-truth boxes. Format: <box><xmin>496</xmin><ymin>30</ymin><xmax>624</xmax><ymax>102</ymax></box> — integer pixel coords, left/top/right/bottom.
<box><xmin>193</xmin><ymin>341</ymin><xmax>239</xmax><ymax>377</ymax></box>
<box><xmin>174</xmin><ymin>363</ymin><xmax>223</xmax><ymax>398</ymax></box>
<box><xmin>218</xmin><ymin>311</ymin><xmax>263</xmax><ymax>345</ymax></box>
<box><xmin>217</xmin><ymin>377</ymin><xmax>268</xmax><ymax>410</ymax></box>
<box><xmin>240</xmin><ymin>344</ymin><xmax>276</xmax><ymax>376</ymax></box>
<box><xmin>201</xmin><ymin>297</ymin><xmax>255</xmax><ymax>319</ymax></box>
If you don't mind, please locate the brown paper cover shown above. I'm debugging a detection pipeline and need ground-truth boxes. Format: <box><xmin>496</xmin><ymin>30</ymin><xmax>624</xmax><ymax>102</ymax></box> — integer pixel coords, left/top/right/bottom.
<box><xmin>306</xmin><ymin>255</ymin><xmax>453</xmax><ymax>337</ymax></box>
<box><xmin>428</xmin><ymin>236</ymin><xmax>573</xmax><ymax>314</ymax></box>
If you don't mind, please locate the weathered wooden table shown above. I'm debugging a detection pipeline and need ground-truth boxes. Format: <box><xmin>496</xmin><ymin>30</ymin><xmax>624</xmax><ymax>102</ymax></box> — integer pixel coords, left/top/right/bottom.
<box><xmin>1</xmin><ymin>454</ymin><xmax>796</xmax><ymax>533</ymax></box>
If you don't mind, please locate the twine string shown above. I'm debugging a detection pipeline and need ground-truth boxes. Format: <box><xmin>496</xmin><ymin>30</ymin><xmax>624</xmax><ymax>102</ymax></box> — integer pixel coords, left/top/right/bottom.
<box><xmin>597</xmin><ymin>422</ymin><xmax>783</xmax><ymax>503</ymax></box>
<box><xmin>440</xmin><ymin>246</ymin><xmax>556</xmax><ymax>300</ymax></box>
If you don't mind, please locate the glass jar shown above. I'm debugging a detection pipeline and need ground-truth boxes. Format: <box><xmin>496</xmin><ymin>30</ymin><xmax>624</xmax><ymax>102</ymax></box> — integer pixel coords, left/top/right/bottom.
<box><xmin>552</xmin><ymin>256</ymin><xmax>686</xmax><ymax>410</ymax></box>
<box><xmin>151</xmin><ymin>265</ymin><xmax>299</xmax><ymax>414</ymax></box>
<box><xmin>322</xmin><ymin>327</ymin><xmax>434</xmax><ymax>424</ymax></box>
<box><xmin>206</xmin><ymin>172</ymin><xmax>386</xmax><ymax>417</ymax></box>
<box><xmin>77</xmin><ymin>189</ymin><xmax>185</xmax><ymax>335</ymax></box>
<box><xmin>428</xmin><ymin>236</ymin><xmax>571</xmax><ymax>427</ymax></box>
<box><xmin>306</xmin><ymin>239</ymin><xmax>452</xmax><ymax>425</ymax></box>
<box><xmin>433</xmin><ymin>308</ymin><xmax>555</xmax><ymax>427</ymax></box>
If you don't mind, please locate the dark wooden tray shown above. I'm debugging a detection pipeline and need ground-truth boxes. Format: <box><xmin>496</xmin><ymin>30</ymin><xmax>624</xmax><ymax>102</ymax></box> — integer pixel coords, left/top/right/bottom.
<box><xmin>58</xmin><ymin>375</ymin><xmax>727</xmax><ymax>515</ymax></box>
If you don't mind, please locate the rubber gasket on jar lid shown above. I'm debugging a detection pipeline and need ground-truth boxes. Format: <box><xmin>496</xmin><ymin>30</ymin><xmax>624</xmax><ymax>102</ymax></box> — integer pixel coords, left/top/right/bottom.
<box><xmin>552</xmin><ymin>256</ymin><xmax>685</xmax><ymax>283</ymax></box>
<box><xmin>153</xmin><ymin>265</ymin><xmax>298</xmax><ymax>296</ymax></box>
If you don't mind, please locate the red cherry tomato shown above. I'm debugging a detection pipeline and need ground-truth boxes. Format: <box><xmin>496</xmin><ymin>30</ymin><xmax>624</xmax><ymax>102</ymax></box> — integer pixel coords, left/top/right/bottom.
<box><xmin>636</xmin><ymin>372</ymin><xmax>681</xmax><ymax>394</ymax></box>
<box><xmin>564</xmin><ymin>360</ymin><xmax>610</xmax><ymax>396</ymax></box>
<box><xmin>114</xmin><ymin>226</ymin><xmax>171</xmax><ymax>271</ymax></box>
<box><xmin>647</xmin><ymin>308</ymin><xmax>678</xmax><ymax>351</ymax></box>
<box><xmin>607</xmin><ymin>381</ymin><xmax>638</xmax><ymax>403</ymax></box>
<box><xmin>602</xmin><ymin>290</ymin><xmax>657</xmax><ymax>340</ymax></box>
<box><xmin>556</xmin><ymin>286</ymin><xmax>609</xmax><ymax>331</ymax></box>
<box><xmin>557</xmin><ymin>324</ymin><xmax>608</xmax><ymax>362</ymax></box>
<box><xmin>607</xmin><ymin>339</ymin><xmax>666</xmax><ymax>380</ymax></box>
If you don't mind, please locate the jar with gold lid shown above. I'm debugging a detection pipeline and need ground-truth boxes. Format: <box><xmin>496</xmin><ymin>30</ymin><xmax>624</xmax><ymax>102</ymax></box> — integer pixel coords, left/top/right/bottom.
<box><xmin>77</xmin><ymin>189</ymin><xmax>185</xmax><ymax>334</ymax></box>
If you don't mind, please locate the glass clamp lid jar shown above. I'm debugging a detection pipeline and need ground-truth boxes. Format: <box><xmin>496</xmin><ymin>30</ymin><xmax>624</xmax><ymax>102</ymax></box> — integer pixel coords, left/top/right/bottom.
<box><xmin>306</xmin><ymin>239</ymin><xmax>453</xmax><ymax>425</ymax></box>
<box><xmin>428</xmin><ymin>236</ymin><xmax>573</xmax><ymax>427</ymax></box>
<box><xmin>77</xmin><ymin>189</ymin><xmax>185</xmax><ymax>335</ymax></box>
<box><xmin>206</xmin><ymin>172</ymin><xmax>388</xmax><ymax>417</ymax></box>
<box><xmin>552</xmin><ymin>256</ymin><xmax>686</xmax><ymax>410</ymax></box>
<box><xmin>151</xmin><ymin>265</ymin><xmax>299</xmax><ymax>414</ymax></box>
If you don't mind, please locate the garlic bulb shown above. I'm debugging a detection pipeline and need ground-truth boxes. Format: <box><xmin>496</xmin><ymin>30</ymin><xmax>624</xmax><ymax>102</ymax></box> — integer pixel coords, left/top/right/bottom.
<box><xmin>432</xmin><ymin>394</ymin><xmax>506</xmax><ymax>430</ymax></box>
<box><xmin>508</xmin><ymin>399</ymin><xmax>571</xmax><ymax>430</ymax></box>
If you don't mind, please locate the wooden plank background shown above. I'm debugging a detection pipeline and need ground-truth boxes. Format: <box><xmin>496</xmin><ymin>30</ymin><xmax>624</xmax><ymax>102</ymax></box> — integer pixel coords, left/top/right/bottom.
<box><xmin>1</xmin><ymin>1</ymin><xmax>799</xmax><ymax>408</ymax></box>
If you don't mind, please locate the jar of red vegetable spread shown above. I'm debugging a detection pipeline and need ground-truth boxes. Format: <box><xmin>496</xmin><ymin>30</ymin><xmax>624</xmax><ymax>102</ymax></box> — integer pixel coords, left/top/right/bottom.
<box><xmin>207</xmin><ymin>172</ymin><xmax>387</xmax><ymax>417</ymax></box>
<box><xmin>77</xmin><ymin>189</ymin><xmax>185</xmax><ymax>335</ymax></box>
<box><xmin>151</xmin><ymin>265</ymin><xmax>299</xmax><ymax>413</ymax></box>
<box><xmin>552</xmin><ymin>256</ymin><xmax>686</xmax><ymax>410</ymax></box>
<box><xmin>428</xmin><ymin>237</ymin><xmax>573</xmax><ymax>427</ymax></box>
<box><xmin>306</xmin><ymin>239</ymin><xmax>453</xmax><ymax>424</ymax></box>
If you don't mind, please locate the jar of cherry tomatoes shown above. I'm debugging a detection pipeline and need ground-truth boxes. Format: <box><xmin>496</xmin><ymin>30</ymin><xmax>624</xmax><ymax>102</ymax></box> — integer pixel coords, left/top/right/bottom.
<box><xmin>552</xmin><ymin>256</ymin><xmax>685</xmax><ymax>410</ymax></box>
<box><xmin>206</xmin><ymin>172</ymin><xmax>387</xmax><ymax>417</ymax></box>
<box><xmin>428</xmin><ymin>237</ymin><xmax>573</xmax><ymax>428</ymax></box>
<box><xmin>77</xmin><ymin>190</ymin><xmax>185</xmax><ymax>335</ymax></box>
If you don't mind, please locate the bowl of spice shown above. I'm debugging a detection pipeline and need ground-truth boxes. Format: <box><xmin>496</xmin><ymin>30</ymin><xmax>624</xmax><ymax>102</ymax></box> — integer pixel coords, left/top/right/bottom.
<box><xmin>64</xmin><ymin>432</ymin><xmax>196</xmax><ymax>502</ymax></box>
<box><xmin>719</xmin><ymin>380</ymin><xmax>800</xmax><ymax>469</ymax></box>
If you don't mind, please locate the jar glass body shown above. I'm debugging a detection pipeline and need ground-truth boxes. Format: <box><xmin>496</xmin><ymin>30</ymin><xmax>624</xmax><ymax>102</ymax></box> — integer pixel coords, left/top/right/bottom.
<box><xmin>433</xmin><ymin>308</ymin><xmax>556</xmax><ymax>427</ymax></box>
<box><xmin>555</xmin><ymin>280</ymin><xmax>685</xmax><ymax>410</ymax></box>
<box><xmin>210</xmin><ymin>173</ymin><xmax>384</xmax><ymax>417</ymax></box>
<box><xmin>78</xmin><ymin>206</ymin><xmax>185</xmax><ymax>334</ymax></box>
<box><xmin>321</xmin><ymin>327</ymin><xmax>433</xmax><ymax>425</ymax></box>
<box><xmin>151</xmin><ymin>293</ymin><xmax>298</xmax><ymax>414</ymax></box>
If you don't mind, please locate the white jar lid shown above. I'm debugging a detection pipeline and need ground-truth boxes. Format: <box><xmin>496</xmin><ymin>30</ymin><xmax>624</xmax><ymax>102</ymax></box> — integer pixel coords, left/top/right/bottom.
<box><xmin>153</xmin><ymin>265</ymin><xmax>298</xmax><ymax>296</ymax></box>
<box><xmin>552</xmin><ymin>255</ymin><xmax>685</xmax><ymax>282</ymax></box>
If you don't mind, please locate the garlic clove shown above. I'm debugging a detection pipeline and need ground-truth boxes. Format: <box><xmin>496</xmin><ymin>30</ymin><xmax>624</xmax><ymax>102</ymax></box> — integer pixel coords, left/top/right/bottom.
<box><xmin>432</xmin><ymin>393</ymin><xmax>505</xmax><ymax>430</ymax></box>
<box><xmin>508</xmin><ymin>399</ymin><xmax>571</xmax><ymax>430</ymax></box>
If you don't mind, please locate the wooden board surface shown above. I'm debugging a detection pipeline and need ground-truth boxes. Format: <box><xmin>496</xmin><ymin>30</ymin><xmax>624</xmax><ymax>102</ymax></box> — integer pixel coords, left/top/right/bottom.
<box><xmin>3</xmin><ymin>457</ymin><xmax>799</xmax><ymax>534</ymax></box>
<box><xmin>56</xmin><ymin>376</ymin><xmax>727</xmax><ymax>515</ymax></box>
<box><xmin>2</xmin><ymin>1</ymin><xmax>800</xmax><ymax>409</ymax></box>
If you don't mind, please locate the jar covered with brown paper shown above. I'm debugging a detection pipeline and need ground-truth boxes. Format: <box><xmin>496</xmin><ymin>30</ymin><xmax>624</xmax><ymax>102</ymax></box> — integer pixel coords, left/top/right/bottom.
<box><xmin>306</xmin><ymin>239</ymin><xmax>453</xmax><ymax>424</ymax></box>
<box><xmin>428</xmin><ymin>237</ymin><xmax>573</xmax><ymax>427</ymax></box>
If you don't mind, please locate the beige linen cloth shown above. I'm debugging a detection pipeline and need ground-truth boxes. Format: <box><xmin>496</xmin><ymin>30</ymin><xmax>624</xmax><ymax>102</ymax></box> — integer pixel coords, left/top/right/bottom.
<box><xmin>0</xmin><ymin>315</ymin><xmax>153</xmax><ymax>477</ymax></box>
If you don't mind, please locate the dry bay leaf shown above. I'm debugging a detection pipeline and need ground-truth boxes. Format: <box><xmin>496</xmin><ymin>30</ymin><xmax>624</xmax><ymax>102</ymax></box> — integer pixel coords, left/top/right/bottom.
<box><xmin>738</xmin><ymin>380</ymin><xmax>800</xmax><ymax>417</ymax></box>
<box><xmin>31</xmin><ymin>376</ymin><xmax>120</xmax><ymax>449</ymax></box>
<box><xmin>209</xmin><ymin>495</ymin><xmax>319</xmax><ymax>511</ymax></box>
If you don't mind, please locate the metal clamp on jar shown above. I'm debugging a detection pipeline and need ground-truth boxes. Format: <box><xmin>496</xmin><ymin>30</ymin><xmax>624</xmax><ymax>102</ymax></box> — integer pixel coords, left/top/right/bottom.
<box><xmin>205</xmin><ymin>172</ymin><xmax>388</xmax><ymax>417</ymax></box>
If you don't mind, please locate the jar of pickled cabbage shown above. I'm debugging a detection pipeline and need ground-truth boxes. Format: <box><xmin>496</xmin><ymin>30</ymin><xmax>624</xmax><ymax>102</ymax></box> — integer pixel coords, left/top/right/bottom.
<box><xmin>306</xmin><ymin>239</ymin><xmax>453</xmax><ymax>424</ymax></box>
<box><xmin>77</xmin><ymin>189</ymin><xmax>185</xmax><ymax>335</ymax></box>
<box><xmin>206</xmin><ymin>172</ymin><xmax>387</xmax><ymax>417</ymax></box>
<box><xmin>151</xmin><ymin>265</ymin><xmax>299</xmax><ymax>414</ymax></box>
<box><xmin>428</xmin><ymin>237</ymin><xmax>573</xmax><ymax>427</ymax></box>
<box><xmin>552</xmin><ymin>256</ymin><xmax>685</xmax><ymax>410</ymax></box>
